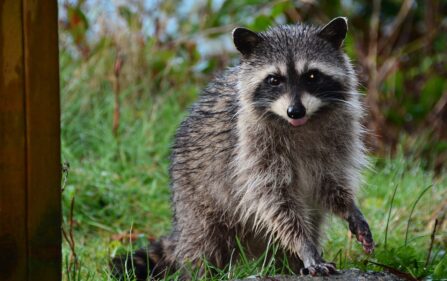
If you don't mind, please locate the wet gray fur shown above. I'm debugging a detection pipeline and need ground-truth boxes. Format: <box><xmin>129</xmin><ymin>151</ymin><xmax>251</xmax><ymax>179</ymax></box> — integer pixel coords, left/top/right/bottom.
<box><xmin>111</xmin><ymin>17</ymin><xmax>374</xmax><ymax>280</ymax></box>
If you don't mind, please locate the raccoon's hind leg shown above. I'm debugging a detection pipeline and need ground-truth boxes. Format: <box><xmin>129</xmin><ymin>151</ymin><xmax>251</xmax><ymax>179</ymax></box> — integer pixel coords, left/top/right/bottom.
<box><xmin>175</xmin><ymin>219</ymin><xmax>236</xmax><ymax>277</ymax></box>
<box><xmin>110</xmin><ymin>235</ymin><xmax>177</xmax><ymax>280</ymax></box>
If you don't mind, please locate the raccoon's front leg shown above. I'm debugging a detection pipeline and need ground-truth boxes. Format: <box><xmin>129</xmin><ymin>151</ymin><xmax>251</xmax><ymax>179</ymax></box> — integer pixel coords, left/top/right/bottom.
<box><xmin>284</xmin><ymin>217</ymin><xmax>337</xmax><ymax>276</ymax></box>
<box><xmin>298</xmin><ymin>242</ymin><xmax>336</xmax><ymax>276</ymax></box>
<box><xmin>345</xmin><ymin>205</ymin><xmax>374</xmax><ymax>254</ymax></box>
<box><xmin>246</xmin><ymin>193</ymin><xmax>336</xmax><ymax>276</ymax></box>
<box><xmin>322</xmin><ymin>179</ymin><xmax>374</xmax><ymax>254</ymax></box>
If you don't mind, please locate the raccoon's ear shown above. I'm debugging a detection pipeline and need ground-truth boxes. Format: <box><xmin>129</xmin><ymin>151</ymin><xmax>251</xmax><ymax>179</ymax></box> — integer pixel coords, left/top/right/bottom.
<box><xmin>232</xmin><ymin>27</ymin><xmax>261</xmax><ymax>56</ymax></box>
<box><xmin>318</xmin><ymin>17</ymin><xmax>348</xmax><ymax>49</ymax></box>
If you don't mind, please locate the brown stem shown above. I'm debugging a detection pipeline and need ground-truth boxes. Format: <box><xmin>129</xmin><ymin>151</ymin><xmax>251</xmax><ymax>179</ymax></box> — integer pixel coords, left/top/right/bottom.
<box><xmin>366</xmin><ymin>260</ymin><xmax>419</xmax><ymax>281</ymax></box>
<box><xmin>113</xmin><ymin>53</ymin><xmax>124</xmax><ymax>137</ymax></box>
<box><xmin>425</xmin><ymin>219</ymin><xmax>439</xmax><ymax>267</ymax></box>
<box><xmin>364</xmin><ymin>0</ymin><xmax>387</xmax><ymax>152</ymax></box>
<box><xmin>378</xmin><ymin>0</ymin><xmax>414</xmax><ymax>56</ymax></box>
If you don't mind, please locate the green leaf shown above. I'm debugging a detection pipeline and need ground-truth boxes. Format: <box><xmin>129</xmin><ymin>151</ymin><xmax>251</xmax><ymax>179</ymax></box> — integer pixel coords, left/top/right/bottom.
<box><xmin>433</xmin><ymin>257</ymin><xmax>447</xmax><ymax>279</ymax></box>
<box><xmin>250</xmin><ymin>15</ymin><xmax>273</xmax><ymax>31</ymax></box>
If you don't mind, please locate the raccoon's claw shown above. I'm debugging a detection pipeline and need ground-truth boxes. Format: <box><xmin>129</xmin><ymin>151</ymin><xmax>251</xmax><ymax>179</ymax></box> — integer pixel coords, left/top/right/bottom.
<box><xmin>299</xmin><ymin>243</ymin><xmax>337</xmax><ymax>276</ymax></box>
<box><xmin>300</xmin><ymin>262</ymin><xmax>337</xmax><ymax>276</ymax></box>
<box><xmin>348</xmin><ymin>214</ymin><xmax>375</xmax><ymax>254</ymax></box>
<box><xmin>355</xmin><ymin>227</ymin><xmax>374</xmax><ymax>254</ymax></box>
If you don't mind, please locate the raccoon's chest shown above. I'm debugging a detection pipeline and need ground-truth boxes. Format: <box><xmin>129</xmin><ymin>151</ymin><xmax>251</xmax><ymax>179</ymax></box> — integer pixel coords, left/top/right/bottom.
<box><xmin>289</xmin><ymin>139</ymin><xmax>344</xmax><ymax>199</ymax></box>
<box><xmin>240</xmin><ymin>123</ymin><xmax>348</xmax><ymax>192</ymax></box>
<box><xmin>292</xmin><ymin>159</ymin><xmax>323</xmax><ymax>202</ymax></box>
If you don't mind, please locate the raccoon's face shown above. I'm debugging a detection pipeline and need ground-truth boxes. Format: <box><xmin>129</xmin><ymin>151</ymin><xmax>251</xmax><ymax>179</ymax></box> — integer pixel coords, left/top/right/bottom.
<box><xmin>233</xmin><ymin>17</ymin><xmax>357</xmax><ymax>127</ymax></box>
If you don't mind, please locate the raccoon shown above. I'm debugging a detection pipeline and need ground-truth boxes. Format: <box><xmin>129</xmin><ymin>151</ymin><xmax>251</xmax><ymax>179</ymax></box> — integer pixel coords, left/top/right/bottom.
<box><xmin>111</xmin><ymin>17</ymin><xmax>374</xmax><ymax>280</ymax></box>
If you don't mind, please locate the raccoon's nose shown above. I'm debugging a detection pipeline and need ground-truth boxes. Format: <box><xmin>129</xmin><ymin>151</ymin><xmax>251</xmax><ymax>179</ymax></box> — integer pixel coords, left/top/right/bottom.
<box><xmin>287</xmin><ymin>105</ymin><xmax>306</xmax><ymax>119</ymax></box>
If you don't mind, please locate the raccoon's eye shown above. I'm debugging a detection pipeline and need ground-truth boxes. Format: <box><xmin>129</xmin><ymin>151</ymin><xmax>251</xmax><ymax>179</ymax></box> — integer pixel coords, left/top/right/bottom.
<box><xmin>265</xmin><ymin>75</ymin><xmax>282</xmax><ymax>86</ymax></box>
<box><xmin>304</xmin><ymin>70</ymin><xmax>321</xmax><ymax>83</ymax></box>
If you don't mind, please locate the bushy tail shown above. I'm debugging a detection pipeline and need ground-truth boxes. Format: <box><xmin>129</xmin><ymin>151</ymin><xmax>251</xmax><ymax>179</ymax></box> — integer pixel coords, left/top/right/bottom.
<box><xmin>110</xmin><ymin>237</ymin><xmax>175</xmax><ymax>280</ymax></box>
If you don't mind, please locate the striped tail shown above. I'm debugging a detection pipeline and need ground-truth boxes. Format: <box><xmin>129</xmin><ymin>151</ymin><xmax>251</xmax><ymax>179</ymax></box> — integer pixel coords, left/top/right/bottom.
<box><xmin>110</xmin><ymin>237</ymin><xmax>175</xmax><ymax>280</ymax></box>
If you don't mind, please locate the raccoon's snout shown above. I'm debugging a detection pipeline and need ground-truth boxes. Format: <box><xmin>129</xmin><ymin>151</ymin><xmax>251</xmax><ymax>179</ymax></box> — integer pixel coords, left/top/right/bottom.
<box><xmin>287</xmin><ymin>105</ymin><xmax>306</xmax><ymax>119</ymax></box>
<box><xmin>271</xmin><ymin>95</ymin><xmax>311</xmax><ymax>127</ymax></box>
<box><xmin>287</xmin><ymin>104</ymin><xmax>308</xmax><ymax>127</ymax></box>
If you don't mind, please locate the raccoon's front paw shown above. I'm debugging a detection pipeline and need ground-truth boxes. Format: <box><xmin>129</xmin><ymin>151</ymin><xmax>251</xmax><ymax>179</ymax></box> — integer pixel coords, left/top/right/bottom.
<box><xmin>348</xmin><ymin>215</ymin><xmax>374</xmax><ymax>254</ymax></box>
<box><xmin>299</xmin><ymin>243</ymin><xmax>338</xmax><ymax>276</ymax></box>
<box><xmin>300</xmin><ymin>261</ymin><xmax>337</xmax><ymax>276</ymax></box>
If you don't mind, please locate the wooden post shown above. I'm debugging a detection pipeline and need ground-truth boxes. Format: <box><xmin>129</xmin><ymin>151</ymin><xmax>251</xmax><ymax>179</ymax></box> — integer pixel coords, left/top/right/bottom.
<box><xmin>0</xmin><ymin>1</ymin><xmax>61</xmax><ymax>280</ymax></box>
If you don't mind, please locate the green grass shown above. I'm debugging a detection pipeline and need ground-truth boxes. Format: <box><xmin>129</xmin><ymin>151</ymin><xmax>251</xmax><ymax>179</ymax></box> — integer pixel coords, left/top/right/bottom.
<box><xmin>61</xmin><ymin>51</ymin><xmax>447</xmax><ymax>280</ymax></box>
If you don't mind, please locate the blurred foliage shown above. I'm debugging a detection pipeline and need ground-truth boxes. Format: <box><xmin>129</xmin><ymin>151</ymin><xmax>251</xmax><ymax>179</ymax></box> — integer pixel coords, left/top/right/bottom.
<box><xmin>59</xmin><ymin>0</ymin><xmax>447</xmax><ymax>170</ymax></box>
<box><xmin>58</xmin><ymin>1</ymin><xmax>447</xmax><ymax>279</ymax></box>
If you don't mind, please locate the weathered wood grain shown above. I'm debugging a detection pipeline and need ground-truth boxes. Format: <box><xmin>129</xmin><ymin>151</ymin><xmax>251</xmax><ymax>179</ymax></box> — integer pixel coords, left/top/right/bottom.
<box><xmin>0</xmin><ymin>1</ymin><xmax>61</xmax><ymax>280</ymax></box>
<box><xmin>0</xmin><ymin>1</ymin><xmax>28</xmax><ymax>280</ymax></box>
<box><xmin>22</xmin><ymin>0</ymin><xmax>61</xmax><ymax>280</ymax></box>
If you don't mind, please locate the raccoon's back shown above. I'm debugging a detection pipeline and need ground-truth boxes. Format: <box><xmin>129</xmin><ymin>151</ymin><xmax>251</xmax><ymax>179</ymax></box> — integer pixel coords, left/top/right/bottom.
<box><xmin>169</xmin><ymin>68</ymin><xmax>240</xmax><ymax>197</ymax></box>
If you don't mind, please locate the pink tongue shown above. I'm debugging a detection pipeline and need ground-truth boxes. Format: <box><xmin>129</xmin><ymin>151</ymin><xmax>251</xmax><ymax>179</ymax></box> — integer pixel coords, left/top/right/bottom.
<box><xmin>289</xmin><ymin>117</ymin><xmax>308</xmax><ymax>127</ymax></box>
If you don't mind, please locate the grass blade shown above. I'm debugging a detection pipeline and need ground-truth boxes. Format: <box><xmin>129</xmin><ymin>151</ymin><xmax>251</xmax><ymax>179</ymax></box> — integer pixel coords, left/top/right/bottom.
<box><xmin>385</xmin><ymin>184</ymin><xmax>399</xmax><ymax>249</ymax></box>
<box><xmin>404</xmin><ymin>185</ymin><xmax>432</xmax><ymax>246</ymax></box>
